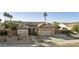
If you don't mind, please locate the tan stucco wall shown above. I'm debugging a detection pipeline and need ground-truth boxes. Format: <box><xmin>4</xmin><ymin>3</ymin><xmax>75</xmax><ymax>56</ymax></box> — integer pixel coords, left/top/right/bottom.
<box><xmin>38</xmin><ymin>28</ymin><xmax>53</xmax><ymax>36</ymax></box>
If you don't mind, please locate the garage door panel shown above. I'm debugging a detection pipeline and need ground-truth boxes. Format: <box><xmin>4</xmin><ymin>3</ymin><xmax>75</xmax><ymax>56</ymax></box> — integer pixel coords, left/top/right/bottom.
<box><xmin>17</xmin><ymin>29</ymin><xmax>28</xmax><ymax>36</ymax></box>
<box><xmin>41</xmin><ymin>31</ymin><xmax>51</xmax><ymax>35</ymax></box>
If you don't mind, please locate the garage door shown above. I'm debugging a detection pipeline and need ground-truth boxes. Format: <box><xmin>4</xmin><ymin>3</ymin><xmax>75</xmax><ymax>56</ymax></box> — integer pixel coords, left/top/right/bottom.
<box><xmin>42</xmin><ymin>31</ymin><xmax>51</xmax><ymax>36</ymax></box>
<box><xmin>17</xmin><ymin>29</ymin><xmax>28</xmax><ymax>36</ymax></box>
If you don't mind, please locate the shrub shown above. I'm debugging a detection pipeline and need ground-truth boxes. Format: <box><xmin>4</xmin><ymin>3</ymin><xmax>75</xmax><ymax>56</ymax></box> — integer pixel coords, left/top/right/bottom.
<box><xmin>5</xmin><ymin>21</ymin><xmax>17</xmax><ymax>30</ymax></box>
<box><xmin>71</xmin><ymin>23</ymin><xmax>79</xmax><ymax>33</ymax></box>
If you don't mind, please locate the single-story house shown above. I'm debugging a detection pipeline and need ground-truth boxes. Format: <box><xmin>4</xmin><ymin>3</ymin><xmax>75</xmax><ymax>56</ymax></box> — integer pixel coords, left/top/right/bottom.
<box><xmin>37</xmin><ymin>23</ymin><xmax>54</xmax><ymax>36</ymax></box>
<box><xmin>4</xmin><ymin>21</ymin><xmax>58</xmax><ymax>36</ymax></box>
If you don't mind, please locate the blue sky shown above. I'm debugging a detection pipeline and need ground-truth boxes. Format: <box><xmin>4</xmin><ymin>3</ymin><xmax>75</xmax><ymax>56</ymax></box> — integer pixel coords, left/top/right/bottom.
<box><xmin>0</xmin><ymin>12</ymin><xmax>79</xmax><ymax>23</ymax></box>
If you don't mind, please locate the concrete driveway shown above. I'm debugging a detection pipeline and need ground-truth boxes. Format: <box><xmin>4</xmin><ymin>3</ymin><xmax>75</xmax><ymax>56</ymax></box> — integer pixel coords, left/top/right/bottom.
<box><xmin>49</xmin><ymin>37</ymin><xmax>79</xmax><ymax>47</ymax></box>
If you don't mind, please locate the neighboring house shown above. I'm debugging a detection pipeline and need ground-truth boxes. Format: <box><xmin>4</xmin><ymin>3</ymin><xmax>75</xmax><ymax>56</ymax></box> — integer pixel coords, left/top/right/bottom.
<box><xmin>62</xmin><ymin>22</ymin><xmax>77</xmax><ymax>30</ymax></box>
<box><xmin>59</xmin><ymin>23</ymin><xmax>68</xmax><ymax>30</ymax></box>
<box><xmin>59</xmin><ymin>22</ymin><xmax>78</xmax><ymax>30</ymax></box>
<box><xmin>17</xmin><ymin>24</ymin><xmax>29</xmax><ymax>36</ymax></box>
<box><xmin>37</xmin><ymin>23</ymin><xmax>54</xmax><ymax>36</ymax></box>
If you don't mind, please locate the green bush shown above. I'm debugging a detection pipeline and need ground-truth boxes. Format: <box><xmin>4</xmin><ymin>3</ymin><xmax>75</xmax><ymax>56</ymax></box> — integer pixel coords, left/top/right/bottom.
<box><xmin>32</xmin><ymin>32</ymin><xmax>38</xmax><ymax>35</ymax></box>
<box><xmin>71</xmin><ymin>23</ymin><xmax>79</xmax><ymax>33</ymax></box>
<box><xmin>5</xmin><ymin>21</ymin><xmax>17</xmax><ymax>30</ymax></box>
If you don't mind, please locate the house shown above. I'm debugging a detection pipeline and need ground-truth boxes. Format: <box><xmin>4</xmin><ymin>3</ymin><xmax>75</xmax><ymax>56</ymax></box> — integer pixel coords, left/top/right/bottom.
<box><xmin>37</xmin><ymin>23</ymin><xmax>54</xmax><ymax>36</ymax></box>
<box><xmin>59</xmin><ymin>22</ymin><xmax>79</xmax><ymax>30</ymax></box>
<box><xmin>59</xmin><ymin>23</ymin><xmax>68</xmax><ymax>30</ymax></box>
<box><xmin>4</xmin><ymin>21</ymin><xmax>55</xmax><ymax>36</ymax></box>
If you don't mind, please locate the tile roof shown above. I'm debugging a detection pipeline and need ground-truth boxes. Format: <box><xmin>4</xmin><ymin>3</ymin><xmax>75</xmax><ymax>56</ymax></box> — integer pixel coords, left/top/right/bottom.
<box><xmin>37</xmin><ymin>23</ymin><xmax>53</xmax><ymax>28</ymax></box>
<box><xmin>17</xmin><ymin>24</ymin><xmax>29</xmax><ymax>29</ymax></box>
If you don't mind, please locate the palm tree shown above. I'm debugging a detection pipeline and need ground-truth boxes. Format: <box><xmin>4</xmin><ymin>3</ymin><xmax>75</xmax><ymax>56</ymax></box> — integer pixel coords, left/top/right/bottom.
<box><xmin>3</xmin><ymin>12</ymin><xmax>8</xmax><ymax>21</ymax></box>
<box><xmin>43</xmin><ymin>12</ymin><xmax>48</xmax><ymax>23</ymax></box>
<box><xmin>9</xmin><ymin>15</ymin><xmax>13</xmax><ymax>21</ymax></box>
<box><xmin>3</xmin><ymin>12</ymin><xmax>13</xmax><ymax>21</ymax></box>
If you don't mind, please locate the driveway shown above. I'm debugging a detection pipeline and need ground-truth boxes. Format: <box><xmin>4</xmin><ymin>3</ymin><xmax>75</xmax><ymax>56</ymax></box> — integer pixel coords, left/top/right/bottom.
<box><xmin>30</xmin><ymin>35</ymin><xmax>54</xmax><ymax>47</ymax></box>
<box><xmin>49</xmin><ymin>37</ymin><xmax>79</xmax><ymax>47</ymax></box>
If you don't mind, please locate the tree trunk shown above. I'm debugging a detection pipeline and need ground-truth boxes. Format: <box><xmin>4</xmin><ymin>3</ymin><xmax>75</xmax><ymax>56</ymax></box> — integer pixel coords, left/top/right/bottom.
<box><xmin>45</xmin><ymin>16</ymin><xmax>46</xmax><ymax>24</ymax></box>
<box><xmin>10</xmin><ymin>18</ymin><xmax>11</xmax><ymax>21</ymax></box>
<box><xmin>5</xmin><ymin>16</ymin><xmax>6</xmax><ymax>21</ymax></box>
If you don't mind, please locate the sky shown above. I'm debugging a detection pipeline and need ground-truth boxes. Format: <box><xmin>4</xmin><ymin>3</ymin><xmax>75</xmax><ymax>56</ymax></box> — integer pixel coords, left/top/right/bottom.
<box><xmin>0</xmin><ymin>12</ymin><xmax>79</xmax><ymax>23</ymax></box>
